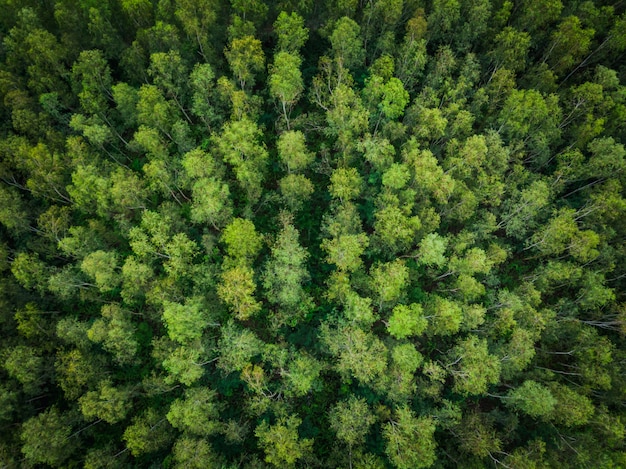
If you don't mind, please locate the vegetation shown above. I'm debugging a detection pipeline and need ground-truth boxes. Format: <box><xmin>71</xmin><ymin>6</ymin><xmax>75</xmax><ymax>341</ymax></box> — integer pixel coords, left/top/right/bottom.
<box><xmin>0</xmin><ymin>0</ymin><xmax>625</xmax><ymax>467</ymax></box>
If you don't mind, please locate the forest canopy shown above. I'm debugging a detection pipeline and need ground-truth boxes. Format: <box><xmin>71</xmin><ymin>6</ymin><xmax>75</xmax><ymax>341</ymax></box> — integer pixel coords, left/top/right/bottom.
<box><xmin>0</xmin><ymin>0</ymin><xmax>626</xmax><ymax>467</ymax></box>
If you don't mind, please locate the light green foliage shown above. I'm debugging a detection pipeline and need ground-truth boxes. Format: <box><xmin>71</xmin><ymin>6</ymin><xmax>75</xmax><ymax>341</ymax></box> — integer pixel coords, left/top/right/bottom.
<box><xmin>498</xmin><ymin>89</ymin><xmax>561</xmax><ymax>162</ymax></box>
<box><xmin>506</xmin><ymin>380</ymin><xmax>556</xmax><ymax>418</ymax></box>
<box><xmin>14</xmin><ymin>303</ymin><xmax>50</xmax><ymax>339</ymax></box>
<box><xmin>88</xmin><ymin>304</ymin><xmax>139</xmax><ymax>365</ymax></box>
<box><xmin>499</xmin><ymin>327</ymin><xmax>536</xmax><ymax>378</ymax></box>
<box><xmin>217</xmin><ymin>321</ymin><xmax>264</xmax><ymax>373</ymax></box>
<box><xmin>182</xmin><ymin>148</ymin><xmax>232</xmax><ymax>227</ymax></box>
<box><xmin>343</xmin><ymin>291</ymin><xmax>376</xmax><ymax>325</ymax></box>
<box><xmin>161</xmin><ymin>342</ymin><xmax>206</xmax><ymax>386</ymax></box>
<box><xmin>221</xmin><ymin>217</ymin><xmax>263</xmax><ymax>262</ymax></box>
<box><xmin>80</xmin><ymin>250</ymin><xmax>119</xmax><ymax>291</ymax></box>
<box><xmin>182</xmin><ymin>148</ymin><xmax>216</xmax><ymax>179</ymax></box>
<box><xmin>330</xmin><ymin>17</ymin><xmax>365</xmax><ymax>70</ymax></box>
<box><xmin>215</xmin><ymin>119</ymin><xmax>268</xmax><ymax>204</ymax></box>
<box><xmin>404</xmin><ymin>143</ymin><xmax>455</xmax><ymax>204</ymax></box>
<box><xmin>549</xmin><ymin>383</ymin><xmax>594</xmax><ymax>426</ymax></box>
<box><xmin>322</xmin><ymin>233</ymin><xmax>369</xmax><ymax>272</ymax></box>
<box><xmin>189</xmin><ymin>63</ymin><xmax>217</xmax><ymax>126</ymax></box>
<box><xmin>218</xmin><ymin>264</ymin><xmax>261</xmax><ymax>320</ymax></box>
<box><xmin>11</xmin><ymin>252</ymin><xmax>48</xmax><ymax>292</ymax></box>
<box><xmin>360</xmin><ymin>136</ymin><xmax>396</xmax><ymax>171</ymax></box>
<box><xmin>148</xmin><ymin>50</ymin><xmax>187</xmax><ymax>103</ymax></box>
<box><xmin>163</xmin><ymin>232</ymin><xmax>198</xmax><ymax>279</ymax></box>
<box><xmin>189</xmin><ymin>176</ymin><xmax>233</xmax><ymax>227</ymax></box>
<box><xmin>72</xmin><ymin>49</ymin><xmax>112</xmax><ymax>115</ymax></box>
<box><xmin>1</xmin><ymin>5</ymin><xmax>625</xmax><ymax>468</ymax></box>
<box><xmin>491</xmin><ymin>27</ymin><xmax>531</xmax><ymax>72</ymax></box>
<box><xmin>383</xmin><ymin>407</ymin><xmax>437</xmax><ymax>469</ymax></box>
<box><xmin>255</xmin><ymin>415</ymin><xmax>313</xmax><ymax>467</ymax></box>
<box><xmin>449</xmin><ymin>336</ymin><xmax>501</xmax><ymax>395</ymax></box>
<box><xmin>428</xmin><ymin>295</ymin><xmax>463</xmax><ymax>336</ymax></box>
<box><xmin>382</xmin><ymin>163</ymin><xmax>410</xmax><ymax>189</ymax></box>
<box><xmin>449</xmin><ymin>247</ymin><xmax>493</xmax><ymax>276</ymax></box>
<box><xmin>79</xmin><ymin>379</ymin><xmax>131</xmax><ymax>424</ymax></box>
<box><xmin>329</xmin><ymin>167</ymin><xmax>363</xmax><ymax>201</ymax></box>
<box><xmin>172</xmin><ymin>437</ymin><xmax>220</xmax><ymax>469</ymax></box>
<box><xmin>379</xmin><ymin>77</ymin><xmax>409</xmax><ymax>120</ymax></box>
<box><xmin>121</xmin><ymin>256</ymin><xmax>154</xmax><ymax>304</ymax></box>
<box><xmin>283</xmin><ymin>352</ymin><xmax>323</xmax><ymax>397</ymax></box>
<box><xmin>279</xmin><ymin>174</ymin><xmax>314</xmax><ymax>211</ymax></box>
<box><xmin>225</xmin><ymin>35</ymin><xmax>265</xmax><ymax>90</ymax></box>
<box><xmin>20</xmin><ymin>407</ymin><xmax>77</xmax><ymax>466</ymax></box>
<box><xmin>274</xmin><ymin>11</ymin><xmax>308</xmax><ymax>52</ymax></box>
<box><xmin>167</xmin><ymin>387</ymin><xmax>221</xmax><ymax>436</ymax></box>
<box><xmin>499</xmin><ymin>179</ymin><xmax>551</xmax><ymax>239</ymax></box>
<box><xmin>396</xmin><ymin>14</ymin><xmax>428</xmax><ymax>92</ymax></box>
<box><xmin>136</xmin><ymin>84</ymin><xmax>174</xmax><ymax>135</ymax></box>
<box><xmin>392</xmin><ymin>342</ymin><xmax>423</xmax><ymax>374</ymax></box>
<box><xmin>269</xmin><ymin>51</ymin><xmax>304</xmax><ymax>126</ymax></box>
<box><xmin>174</xmin><ymin>0</ymin><xmax>218</xmax><ymax>61</ymax></box>
<box><xmin>325</xmin><ymin>82</ymin><xmax>370</xmax><ymax>155</ymax></box>
<box><xmin>418</xmin><ymin>233</ymin><xmax>448</xmax><ymax>267</ymax></box>
<box><xmin>0</xmin><ymin>185</ymin><xmax>29</xmax><ymax>232</ymax></box>
<box><xmin>123</xmin><ymin>408</ymin><xmax>173</xmax><ymax>456</ymax></box>
<box><xmin>585</xmin><ymin>137</ymin><xmax>626</xmax><ymax>179</ymax></box>
<box><xmin>370</xmin><ymin>259</ymin><xmax>409</xmax><ymax>307</ymax></box>
<box><xmin>55</xmin><ymin>348</ymin><xmax>101</xmax><ymax>400</ymax></box>
<box><xmin>162</xmin><ymin>299</ymin><xmax>208</xmax><ymax>344</ymax></box>
<box><xmin>388</xmin><ymin>303</ymin><xmax>427</xmax><ymax>339</ymax></box>
<box><xmin>262</xmin><ymin>219</ymin><xmax>311</xmax><ymax>318</ymax></box>
<box><xmin>547</xmin><ymin>16</ymin><xmax>595</xmax><ymax>77</ymax></box>
<box><xmin>329</xmin><ymin>396</ymin><xmax>376</xmax><ymax>447</ymax></box>
<box><xmin>277</xmin><ymin>130</ymin><xmax>314</xmax><ymax>172</ymax></box>
<box><xmin>373</xmin><ymin>202</ymin><xmax>421</xmax><ymax>254</ymax></box>
<box><xmin>321</xmin><ymin>324</ymin><xmax>387</xmax><ymax>384</ymax></box>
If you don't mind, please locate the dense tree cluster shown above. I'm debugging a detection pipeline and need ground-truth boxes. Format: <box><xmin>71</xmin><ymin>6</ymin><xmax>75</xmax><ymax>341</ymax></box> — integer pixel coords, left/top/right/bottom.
<box><xmin>0</xmin><ymin>0</ymin><xmax>625</xmax><ymax>467</ymax></box>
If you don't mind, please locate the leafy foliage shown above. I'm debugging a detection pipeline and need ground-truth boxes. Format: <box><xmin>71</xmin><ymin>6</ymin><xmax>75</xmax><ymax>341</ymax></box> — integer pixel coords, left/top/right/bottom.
<box><xmin>0</xmin><ymin>1</ymin><xmax>625</xmax><ymax>468</ymax></box>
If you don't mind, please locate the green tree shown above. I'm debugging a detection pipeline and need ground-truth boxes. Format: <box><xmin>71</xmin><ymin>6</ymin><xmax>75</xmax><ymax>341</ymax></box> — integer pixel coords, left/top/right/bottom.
<box><xmin>506</xmin><ymin>380</ymin><xmax>557</xmax><ymax>418</ymax></box>
<box><xmin>80</xmin><ymin>250</ymin><xmax>119</xmax><ymax>292</ymax></box>
<box><xmin>162</xmin><ymin>298</ymin><xmax>209</xmax><ymax>344</ymax></box>
<box><xmin>215</xmin><ymin>119</ymin><xmax>268</xmax><ymax>205</ymax></box>
<box><xmin>255</xmin><ymin>415</ymin><xmax>313</xmax><ymax>468</ymax></box>
<box><xmin>388</xmin><ymin>303</ymin><xmax>428</xmax><ymax>339</ymax></box>
<box><xmin>221</xmin><ymin>217</ymin><xmax>263</xmax><ymax>263</ymax></box>
<box><xmin>225</xmin><ymin>35</ymin><xmax>265</xmax><ymax>90</ymax></box>
<box><xmin>269</xmin><ymin>51</ymin><xmax>304</xmax><ymax>129</ymax></box>
<box><xmin>171</xmin><ymin>437</ymin><xmax>221</xmax><ymax>468</ymax></box>
<box><xmin>274</xmin><ymin>11</ymin><xmax>308</xmax><ymax>52</ymax></box>
<box><xmin>20</xmin><ymin>407</ymin><xmax>78</xmax><ymax>467</ymax></box>
<box><xmin>174</xmin><ymin>0</ymin><xmax>219</xmax><ymax>61</ymax></box>
<box><xmin>383</xmin><ymin>406</ymin><xmax>437</xmax><ymax>469</ymax></box>
<box><xmin>329</xmin><ymin>396</ymin><xmax>376</xmax><ymax>466</ymax></box>
<box><xmin>448</xmin><ymin>336</ymin><xmax>501</xmax><ymax>395</ymax></box>
<box><xmin>79</xmin><ymin>379</ymin><xmax>132</xmax><ymax>424</ymax></box>
<box><xmin>279</xmin><ymin>174</ymin><xmax>314</xmax><ymax>212</ymax></box>
<box><xmin>166</xmin><ymin>387</ymin><xmax>221</xmax><ymax>436</ymax></box>
<box><xmin>262</xmin><ymin>217</ymin><xmax>312</xmax><ymax>324</ymax></box>
<box><xmin>370</xmin><ymin>259</ymin><xmax>409</xmax><ymax>309</ymax></box>
<box><xmin>330</xmin><ymin>17</ymin><xmax>365</xmax><ymax>71</ymax></box>
<box><xmin>87</xmin><ymin>304</ymin><xmax>139</xmax><ymax>366</ymax></box>
<box><xmin>123</xmin><ymin>408</ymin><xmax>174</xmax><ymax>457</ymax></box>
<box><xmin>321</xmin><ymin>323</ymin><xmax>388</xmax><ymax>385</ymax></box>
<box><xmin>277</xmin><ymin>130</ymin><xmax>314</xmax><ymax>173</ymax></box>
